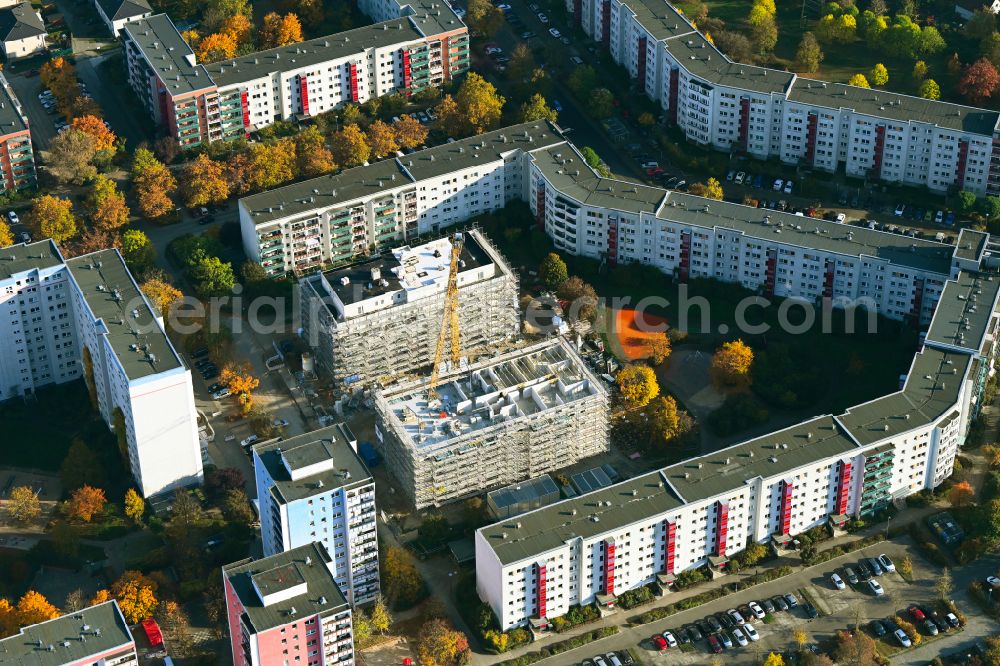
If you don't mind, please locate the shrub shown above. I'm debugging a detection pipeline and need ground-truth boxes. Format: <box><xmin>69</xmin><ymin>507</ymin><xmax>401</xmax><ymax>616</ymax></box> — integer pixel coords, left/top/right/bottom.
<box><xmin>550</xmin><ymin>604</ymin><xmax>600</xmax><ymax>632</ymax></box>
<box><xmin>618</xmin><ymin>585</ymin><xmax>655</xmax><ymax>609</ymax></box>
<box><xmin>674</xmin><ymin>568</ymin><xmax>708</xmax><ymax>590</ymax></box>
<box><xmin>894</xmin><ymin>615</ymin><xmax>922</xmax><ymax>646</ymax></box>
<box><xmin>499</xmin><ymin>627</ymin><xmax>619</xmax><ymax>665</ymax></box>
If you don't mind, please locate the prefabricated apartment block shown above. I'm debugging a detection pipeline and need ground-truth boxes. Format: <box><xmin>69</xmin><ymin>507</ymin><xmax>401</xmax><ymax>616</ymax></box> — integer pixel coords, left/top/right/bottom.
<box><xmin>252</xmin><ymin>424</ymin><xmax>380</xmax><ymax>606</ymax></box>
<box><xmin>0</xmin><ymin>241</ymin><xmax>202</xmax><ymax>498</ymax></box>
<box><xmin>299</xmin><ymin>229</ymin><xmax>519</xmax><ymax>388</ymax></box>
<box><xmin>475</xmin><ymin>254</ymin><xmax>1000</xmax><ymax>630</ymax></box>
<box><xmin>373</xmin><ymin>337</ymin><xmax>609</xmax><ymax>509</ymax></box>
<box><xmin>121</xmin><ymin>0</ymin><xmax>467</xmax><ymax>149</ymax></box>
<box><xmin>565</xmin><ymin>0</ymin><xmax>1000</xmax><ymax>196</ymax></box>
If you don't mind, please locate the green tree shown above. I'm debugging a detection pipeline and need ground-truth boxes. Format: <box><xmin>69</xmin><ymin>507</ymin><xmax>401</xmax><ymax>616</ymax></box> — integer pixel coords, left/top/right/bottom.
<box><xmin>870</xmin><ymin>63</ymin><xmax>889</xmax><ymax>86</ymax></box>
<box><xmin>59</xmin><ymin>439</ymin><xmax>105</xmax><ymax>492</ymax></box>
<box><xmin>568</xmin><ymin>65</ymin><xmax>598</xmax><ymax>97</ymax></box>
<box><xmin>981</xmin><ymin>195</ymin><xmax>1000</xmax><ymax>221</ymax></box>
<box><xmin>121</xmin><ymin>229</ymin><xmax>156</xmax><ymax>275</ymax></box>
<box><xmin>795</xmin><ymin>32</ymin><xmax>824</xmax><ymax>72</ymax></box>
<box><xmin>466</xmin><ymin>0</ymin><xmax>504</xmax><ymax>37</ymax></box>
<box><xmin>222</xmin><ymin>489</ymin><xmax>256</xmax><ymax>528</ymax></box>
<box><xmin>539</xmin><ymin>252</ymin><xmax>568</xmax><ymax>290</ymax></box>
<box><xmin>919</xmin><ymin>78</ymin><xmax>941</xmax><ymax>100</ymax></box>
<box><xmin>590</xmin><ymin>88</ymin><xmax>615</xmax><ymax>119</ymax></box>
<box><xmin>191</xmin><ymin>256</ymin><xmax>236</xmax><ymax>297</ymax></box>
<box><xmin>518</xmin><ymin>94</ymin><xmax>557</xmax><ymax>122</ymax></box>
<box><xmin>958</xmin><ymin>191</ymin><xmax>978</xmax><ymax>214</ymax></box>
<box><xmin>751</xmin><ymin>14</ymin><xmax>779</xmax><ymax>53</ymax></box>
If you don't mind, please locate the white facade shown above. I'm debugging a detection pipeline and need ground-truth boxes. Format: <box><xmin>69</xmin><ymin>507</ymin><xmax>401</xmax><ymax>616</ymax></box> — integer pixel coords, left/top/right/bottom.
<box><xmin>1</xmin><ymin>31</ymin><xmax>45</xmax><ymax>59</ymax></box>
<box><xmin>0</xmin><ymin>242</ymin><xmax>202</xmax><ymax>498</ymax></box>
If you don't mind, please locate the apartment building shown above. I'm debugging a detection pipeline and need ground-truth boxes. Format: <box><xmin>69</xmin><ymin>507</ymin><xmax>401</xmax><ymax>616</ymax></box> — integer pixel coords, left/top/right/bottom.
<box><xmin>299</xmin><ymin>229</ymin><xmax>520</xmax><ymax>388</ymax></box>
<box><xmin>0</xmin><ymin>600</ymin><xmax>137</xmax><ymax>666</ymax></box>
<box><xmin>567</xmin><ymin>0</ymin><xmax>1000</xmax><ymax>196</ymax></box>
<box><xmin>373</xmin><ymin>337</ymin><xmax>609</xmax><ymax>508</ymax></box>
<box><xmin>223</xmin><ymin>542</ymin><xmax>355</xmax><ymax>666</ymax></box>
<box><xmin>238</xmin><ymin>121</ymin><xmax>561</xmax><ymax>276</ymax></box>
<box><xmin>252</xmin><ymin>424</ymin><xmax>380</xmax><ymax>605</ymax></box>
<box><xmin>121</xmin><ymin>0</ymin><xmax>467</xmax><ymax>149</ymax></box>
<box><xmin>92</xmin><ymin>0</ymin><xmax>151</xmax><ymax>36</ymax></box>
<box><xmin>0</xmin><ymin>71</ymin><xmax>34</xmax><ymax>191</ymax></box>
<box><xmin>530</xmin><ymin>141</ymin><xmax>961</xmax><ymax>324</ymax></box>
<box><xmin>0</xmin><ymin>241</ymin><xmax>203</xmax><ymax>498</ymax></box>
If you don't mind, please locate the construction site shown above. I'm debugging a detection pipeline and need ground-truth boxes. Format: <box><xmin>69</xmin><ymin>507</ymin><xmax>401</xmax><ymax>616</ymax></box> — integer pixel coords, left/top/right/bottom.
<box><xmin>373</xmin><ymin>337</ymin><xmax>610</xmax><ymax>509</ymax></box>
<box><xmin>298</xmin><ymin>229</ymin><xmax>520</xmax><ymax>389</ymax></box>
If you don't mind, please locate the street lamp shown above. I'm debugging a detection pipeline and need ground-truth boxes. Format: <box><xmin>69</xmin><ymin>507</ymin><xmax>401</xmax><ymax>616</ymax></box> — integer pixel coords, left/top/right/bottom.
<box><xmin>885</xmin><ymin>513</ymin><xmax>891</xmax><ymax>539</ymax></box>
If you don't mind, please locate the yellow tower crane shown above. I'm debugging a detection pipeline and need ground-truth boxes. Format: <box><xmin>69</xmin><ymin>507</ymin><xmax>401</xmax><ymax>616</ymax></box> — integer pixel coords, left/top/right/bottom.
<box><xmin>428</xmin><ymin>232</ymin><xmax>464</xmax><ymax>399</ymax></box>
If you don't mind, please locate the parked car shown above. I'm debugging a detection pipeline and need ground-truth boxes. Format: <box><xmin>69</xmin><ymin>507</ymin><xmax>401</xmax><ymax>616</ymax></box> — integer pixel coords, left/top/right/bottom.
<box><xmin>240</xmin><ymin>434</ymin><xmax>259</xmax><ymax>448</ymax></box>
<box><xmin>685</xmin><ymin>625</ymin><xmax>702</xmax><ymax>642</ymax></box>
<box><xmin>735</xmin><ymin>171</ymin><xmax>746</xmax><ymax>185</ymax></box>
<box><xmin>192</xmin><ymin>346</ymin><xmax>210</xmax><ymax>358</ymax></box>
<box><xmin>207</xmin><ymin>382</ymin><xmax>224</xmax><ymax>393</ymax></box>
<box><xmin>867</xmin><ymin>558</ymin><xmax>884</xmax><ymax>576</ymax></box>
<box><xmin>945</xmin><ymin>212</ymin><xmax>955</xmax><ymax>225</ymax></box>
<box><xmin>7</xmin><ymin>211</ymin><xmax>18</xmax><ymax>224</ymax></box>
<box><xmin>870</xmin><ymin>620</ymin><xmax>887</xmax><ymax>637</ymax></box>
<box><xmin>743</xmin><ymin>624</ymin><xmax>759</xmax><ymax>642</ymax></box>
<box><xmin>707</xmin><ymin>633</ymin><xmax>722</xmax><ymax>654</ymax></box>
<box><xmin>857</xmin><ymin>560</ymin><xmax>872</xmax><ymax>579</ymax></box>
<box><xmin>718</xmin><ymin>631</ymin><xmax>733</xmax><ymax>649</ymax></box>
<box><xmin>773</xmin><ymin>178</ymin><xmax>784</xmax><ymax>191</ymax></box>
<box><xmin>697</xmin><ymin>620</ymin><xmax>713</xmax><ymax>637</ymax></box>
<box><xmin>945</xmin><ymin>612</ymin><xmax>961</xmax><ymax>628</ymax></box>
<box><xmin>211</xmin><ymin>388</ymin><xmax>231</xmax><ymax>400</ymax></box>
<box><xmin>652</xmin><ymin>635</ymin><xmax>667</xmax><ymax>650</ymax></box>
<box><xmin>935</xmin><ymin>210</ymin><xmax>944</xmax><ymax>224</ymax></box>
<box><xmin>726</xmin><ymin>609</ymin><xmax>744</xmax><ymax>626</ymax></box>
<box><xmin>718</xmin><ymin>612</ymin><xmax>735</xmax><ymax>629</ymax></box>
<box><xmin>731</xmin><ymin>627</ymin><xmax>748</xmax><ymax>647</ymax></box>
<box><xmin>895</xmin><ymin>203</ymin><xmax>906</xmax><ymax>216</ymax></box>
<box><xmin>894</xmin><ymin>628</ymin><xmax>911</xmax><ymax>647</ymax></box>
<box><xmin>662</xmin><ymin>631</ymin><xmax>677</xmax><ymax>648</ymax></box>
<box><xmin>783</xmin><ymin>180</ymin><xmax>794</xmax><ymax>194</ymax></box>
<box><xmin>726</xmin><ymin>170</ymin><xmax>735</xmax><ymax>181</ymax></box>
<box><xmin>773</xmin><ymin>596</ymin><xmax>789</xmax><ymax>611</ymax></box>
<box><xmin>706</xmin><ymin>616</ymin><xmax>722</xmax><ymax>632</ymax></box>
<box><xmin>593</xmin><ymin>656</ymin><xmax>608</xmax><ymax>666</ymax></box>
<box><xmin>831</xmin><ymin>573</ymin><xmax>846</xmax><ymax>590</ymax></box>
<box><xmin>923</xmin><ymin>619</ymin><xmax>939</xmax><ymax>636</ymax></box>
<box><xmin>835</xmin><ymin>212</ymin><xmax>846</xmax><ymax>223</ymax></box>
<box><xmin>605</xmin><ymin>653</ymin><xmax>622</xmax><ymax>666</ymax></box>
<box><xmin>878</xmin><ymin>554</ymin><xmax>896</xmax><ymax>573</ymax></box>
<box><xmin>674</xmin><ymin>628</ymin><xmax>690</xmax><ymax>645</ymax></box>
<box><xmin>803</xmin><ymin>603</ymin><xmax>819</xmax><ymax>619</ymax></box>
<box><xmin>273</xmin><ymin>418</ymin><xmax>290</xmax><ymax>428</ymax></box>
<box><xmin>18</xmin><ymin>231</ymin><xmax>31</xmax><ymax>244</ymax></box>
<box><xmin>843</xmin><ymin>567</ymin><xmax>859</xmax><ymax>585</ymax></box>
<box><xmin>548</xmin><ymin>27</ymin><xmax>561</xmax><ymax>38</ymax></box>
<box><xmin>868</xmin><ymin>580</ymin><xmax>885</xmax><ymax>596</ymax></box>
<box><xmin>570</xmin><ymin>55</ymin><xmax>583</xmax><ymax>65</ymax></box>
<box><xmin>909</xmin><ymin>605</ymin><xmax>926</xmax><ymax>622</ymax></box>
<box><xmin>783</xmin><ymin>593</ymin><xmax>799</xmax><ymax>608</ymax></box>
<box><xmin>761</xmin><ymin>599</ymin><xmax>775</xmax><ymax>614</ymax></box>
<box><xmin>748</xmin><ymin>601</ymin><xmax>765</xmax><ymax>619</ymax></box>
<box><xmin>537</xmin><ymin>12</ymin><xmax>548</xmax><ymax>23</ymax></box>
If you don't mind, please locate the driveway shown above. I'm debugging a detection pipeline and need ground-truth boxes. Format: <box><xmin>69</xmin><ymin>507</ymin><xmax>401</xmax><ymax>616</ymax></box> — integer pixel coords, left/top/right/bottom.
<box><xmin>7</xmin><ymin>72</ymin><xmax>57</xmax><ymax>151</ymax></box>
<box><xmin>76</xmin><ymin>51</ymin><xmax>152</xmax><ymax>150</ymax></box>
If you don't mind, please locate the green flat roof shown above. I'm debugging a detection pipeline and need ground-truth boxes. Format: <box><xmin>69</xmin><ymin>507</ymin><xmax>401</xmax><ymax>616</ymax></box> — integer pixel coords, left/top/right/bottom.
<box><xmin>663</xmin><ymin>416</ymin><xmax>857</xmax><ymax>504</ymax></box>
<box><xmin>253</xmin><ymin>424</ymin><xmax>372</xmax><ymax>504</ymax></box>
<box><xmin>955</xmin><ymin>228</ymin><xmax>988</xmax><ymax>263</ymax></box>
<box><xmin>836</xmin><ymin>347</ymin><xmax>972</xmax><ymax>446</ymax></box>
<box><xmin>479</xmin><ymin>470</ymin><xmax>683</xmax><ymax>565</ymax></box>
<box><xmin>0</xmin><ymin>601</ymin><xmax>134</xmax><ymax>666</ymax></box>
<box><xmin>223</xmin><ymin>543</ymin><xmax>349</xmax><ymax>633</ymax></box>
<box><xmin>664</xmin><ymin>33</ymin><xmax>793</xmax><ymax>95</ymax></box>
<box><xmin>66</xmin><ymin>250</ymin><xmax>182</xmax><ymax>380</ymax></box>
<box><xmin>789</xmin><ymin>78</ymin><xmax>1000</xmax><ymax>136</ymax></box>
<box><xmin>0</xmin><ymin>239</ymin><xmax>61</xmax><ymax>279</ymax></box>
<box><xmin>924</xmin><ymin>271</ymin><xmax>1000</xmax><ymax>352</ymax></box>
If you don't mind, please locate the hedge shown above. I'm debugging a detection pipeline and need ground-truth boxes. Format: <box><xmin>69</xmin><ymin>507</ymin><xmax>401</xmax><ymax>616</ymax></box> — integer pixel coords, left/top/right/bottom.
<box><xmin>550</xmin><ymin>604</ymin><xmax>601</xmax><ymax>632</ymax></box>
<box><xmin>801</xmin><ymin>533</ymin><xmax>886</xmax><ymax>566</ymax></box>
<box><xmin>618</xmin><ymin>585</ymin><xmax>655</xmax><ymax>609</ymax></box>
<box><xmin>497</xmin><ymin>626</ymin><xmax>619</xmax><ymax>666</ymax></box>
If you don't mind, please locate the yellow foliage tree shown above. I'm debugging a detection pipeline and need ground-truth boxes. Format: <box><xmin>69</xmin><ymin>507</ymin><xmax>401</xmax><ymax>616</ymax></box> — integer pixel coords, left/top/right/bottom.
<box><xmin>366</xmin><ymin>120</ymin><xmax>400</xmax><ymax>159</ymax></box>
<box><xmin>70</xmin><ymin>115</ymin><xmax>117</xmax><ymax>154</ymax></box>
<box><xmin>260</xmin><ymin>12</ymin><xmax>303</xmax><ymax>48</ymax></box>
<box><xmin>27</xmin><ymin>195</ymin><xmax>77</xmax><ymax>244</ymax></box>
<box><xmin>294</xmin><ymin>127</ymin><xmax>336</xmax><ymax>178</ymax></box>
<box><xmin>330</xmin><ymin>124</ymin><xmax>371</xmax><ymax>168</ymax></box>
<box><xmin>88</xmin><ymin>589</ymin><xmax>111</xmax><ymax>606</ymax></box>
<box><xmin>15</xmin><ymin>591</ymin><xmax>59</xmax><ymax>626</ymax></box>
<box><xmin>132</xmin><ymin>148</ymin><xmax>177</xmax><ymax>219</ymax></box>
<box><xmin>221</xmin><ymin>361</ymin><xmax>260</xmax><ymax>415</ymax></box>
<box><xmin>89</xmin><ymin>175</ymin><xmax>130</xmax><ymax>231</ymax></box>
<box><xmin>455</xmin><ymin>73</ymin><xmax>505</xmax><ymax>135</ymax></box>
<box><xmin>141</xmin><ymin>278</ymin><xmax>183</xmax><ymax>315</ymax></box>
<box><xmin>249</xmin><ymin>140</ymin><xmax>297</xmax><ymax>190</ymax></box>
<box><xmin>763</xmin><ymin>653</ymin><xmax>785</xmax><ymax>666</ymax></box>
<box><xmin>0</xmin><ymin>220</ymin><xmax>12</xmax><ymax>248</ymax></box>
<box><xmin>181</xmin><ymin>154</ymin><xmax>229</xmax><ymax>208</ymax></box>
<box><xmin>393</xmin><ymin>114</ymin><xmax>428</xmax><ymax>149</ymax></box>
<box><xmin>848</xmin><ymin>73</ymin><xmax>870</xmax><ymax>88</ymax></box>
<box><xmin>6</xmin><ymin>485</ymin><xmax>41</xmax><ymax>524</ymax></box>
<box><xmin>111</xmin><ymin>571</ymin><xmax>158</xmax><ymax>624</ymax></box>
<box><xmin>124</xmin><ymin>488</ymin><xmax>145</xmax><ymax>523</ymax></box>
<box><xmin>648</xmin><ymin>332</ymin><xmax>672</xmax><ymax>365</ymax></box>
<box><xmin>197</xmin><ymin>31</ymin><xmax>238</xmax><ymax>62</ymax></box>
<box><xmin>616</xmin><ymin>364</ymin><xmax>660</xmax><ymax>407</ymax></box>
<box><xmin>711</xmin><ymin>339</ymin><xmax>754</xmax><ymax>388</ymax></box>
<box><xmin>220</xmin><ymin>13</ymin><xmax>253</xmax><ymax>45</ymax></box>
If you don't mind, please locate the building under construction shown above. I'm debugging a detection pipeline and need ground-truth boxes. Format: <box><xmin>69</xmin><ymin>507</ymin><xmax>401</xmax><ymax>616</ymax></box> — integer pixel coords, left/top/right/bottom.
<box><xmin>299</xmin><ymin>229</ymin><xmax>519</xmax><ymax>389</ymax></box>
<box><xmin>373</xmin><ymin>337</ymin><xmax>610</xmax><ymax>509</ymax></box>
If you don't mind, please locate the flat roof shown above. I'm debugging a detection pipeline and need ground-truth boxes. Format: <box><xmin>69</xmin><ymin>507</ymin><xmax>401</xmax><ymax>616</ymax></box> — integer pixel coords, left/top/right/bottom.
<box><xmin>382</xmin><ymin>337</ymin><xmax>603</xmax><ymax>451</ymax></box>
<box><xmin>480</xmin><ymin>470</ymin><xmax>684</xmax><ymax>565</ymax></box>
<box><xmin>207</xmin><ymin>18</ymin><xmax>424</xmax><ymax>88</ymax></box>
<box><xmin>789</xmin><ymin>78</ymin><xmax>1000</xmax><ymax>136</ymax></box>
<box><xmin>122</xmin><ymin>14</ymin><xmax>212</xmax><ymax>96</ymax></box>
<box><xmin>253</xmin><ymin>425</ymin><xmax>372</xmax><ymax>504</ymax></box>
<box><xmin>664</xmin><ymin>33</ymin><xmax>793</xmax><ymax>95</ymax></box>
<box><xmin>487</xmin><ymin>474</ymin><xmax>560</xmax><ymax>509</ymax></box>
<box><xmin>322</xmin><ymin>231</ymin><xmax>490</xmax><ymax>308</ymax></box>
<box><xmin>400</xmin><ymin>121</ymin><xmax>564</xmax><ymax>182</ymax></box>
<box><xmin>397</xmin><ymin>0</ymin><xmax>466</xmax><ymax>36</ymax></box>
<box><xmin>223</xmin><ymin>543</ymin><xmax>349</xmax><ymax>633</ymax></box>
<box><xmin>663</xmin><ymin>415</ymin><xmax>858</xmax><ymax>503</ymax></box>
<box><xmin>0</xmin><ymin>601</ymin><xmax>134</xmax><ymax>666</ymax></box>
<box><xmin>620</xmin><ymin>0</ymin><xmax>695</xmax><ymax>41</ymax></box>
<box><xmin>0</xmin><ymin>72</ymin><xmax>29</xmax><ymax>137</ymax></box>
<box><xmin>925</xmin><ymin>271</ymin><xmax>1000</xmax><ymax>352</ymax></box>
<box><xmin>66</xmin><ymin>249</ymin><xmax>182</xmax><ymax>380</ymax></box>
<box><xmin>0</xmin><ymin>239</ymin><xmax>61</xmax><ymax>280</ymax></box>
<box><xmin>837</xmin><ymin>347</ymin><xmax>973</xmax><ymax>446</ymax></box>
<box><xmin>955</xmin><ymin>228</ymin><xmax>989</xmax><ymax>263</ymax></box>
<box><xmin>96</xmin><ymin>0</ymin><xmax>151</xmax><ymax>21</ymax></box>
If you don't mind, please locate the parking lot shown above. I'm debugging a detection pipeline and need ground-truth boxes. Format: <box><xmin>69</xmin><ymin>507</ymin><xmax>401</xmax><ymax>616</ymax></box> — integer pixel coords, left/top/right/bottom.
<box><xmin>559</xmin><ymin>539</ymin><xmax>971</xmax><ymax>665</ymax></box>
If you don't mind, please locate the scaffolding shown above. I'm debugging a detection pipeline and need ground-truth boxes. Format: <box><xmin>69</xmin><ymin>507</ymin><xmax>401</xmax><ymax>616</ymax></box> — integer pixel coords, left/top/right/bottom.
<box><xmin>300</xmin><ymin>229</ymin><xmax>520</xmax><ymax>389</ymax></box>
<box><xmin>373</xmin><ymin>337</ymin><xmax>610</xmax><ymax>509</ymax></box>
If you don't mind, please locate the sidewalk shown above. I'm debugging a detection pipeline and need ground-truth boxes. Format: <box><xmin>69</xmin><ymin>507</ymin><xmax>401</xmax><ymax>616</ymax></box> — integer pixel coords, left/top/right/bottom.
<box><xmin>482</xmin><ymin>502</ymin><xmax>945</xmax><ymax>665</ymax></box>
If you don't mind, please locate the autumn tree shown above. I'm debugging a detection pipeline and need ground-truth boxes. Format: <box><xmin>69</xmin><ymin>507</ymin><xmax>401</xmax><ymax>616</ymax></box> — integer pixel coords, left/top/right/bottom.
<box><xmin>223</xmin><ymin>489</ymin><xmax>256</xmax><ymax>527</ymax></box>
<box><xmin>249</xmin><ymin>140</ymin><xmax>297</xmax><ymax>190</ymax></box>
<box><xmin>455</xmin><ymin>73</ymin><xmax>505</xmax><ymax>135</ymax></box>
<box><xmin>6</xmin><ymin>485</ymin><xmax>40</xmax><ymax>524</ymax></box>
<box><xmin>156</xmin><ymin>600</ymin><xmax>194</xmax><ymax>657</ymax></box>
<box><xmin>539</xmin><ymin>252</ymin><xmax>568</xmax><ymax>290</ymax></box>
<box><xmin>434</xmin><ymin>95</ymin><xmax>463</xmax><ymax>137</ymax></box>
<box><xmin>71</xmin><ymin>115</ymin><xmax>117</xmax><ymax>155</ymax></box>
<box><xmin>121</xmin><ymin>229</ymin><xmax>155</xmax><ymax>275</ymax></box>
<box><xmin>750</xmin><ymin>13</ymin><xmax>778</xmax><ymax>53</ymax></box>
<box><xmin>381</xmin><ymin>546</ymin><xmax>425</xmax><ymax>608</ymax></box>
<box><xmin>48</xmin><ymin>129</ymin><xmax>98</xmax><ymax>184</ymax></box>
<box><xmin>466</xmin><ymin>0</ymin><xmax>503</xmax><ymax>37</ymax></box>
<box><xmin>366</xmin><ymin>120</ymin><xmax>399</xmax><ymax>159</ymax></box>
<box><xmin>648</xmin><ymin>332</ymin><xmax>672</xmax><ymax>365</ymax></box>
<box><xmin>260</xmin><ymin>12</ymin><xmax>303</xmax><ymax>48</ymax></box>
<box><xmin>67</xmin><ymin>485</ymin><xmax>107</xmax><ymax>523</ymax></box>
<box><xmin>0</xmin><ymin>220</ymin><xmax>12</xmax><ymax>248</ymax></box>
<box><xmin>182</xmin><ymin>154</ymin><xmax>230</xmax><ymax>208</ymax></box>
<box><xmin>370</xmin><ymin>595</ymin><xmax>392</xmax><ymax>634</ymax></box>
<box><xmin>763</xmin><ymin>654</ymin><xmax>785</xmax><ymax>666</ymax></box>
<box><xmin>221</xmin><ymin>361</ymin><xmax>260</xmax><ymax>414</ymax></box>
<box><xmin>124</xmin><ymin>488</ymin><xmax>145</xmax><ymax>524</ymax></box>
<box><xmin>220</xmin><ymin>12</ymin><xmax>252</xmax><ymax>45</ymax></box>
<box><xmin>870</xmin><ymin>63</ymin><xmax>889</xmax><ymax>86</ymax></box>
<box><xmin>111</xmin><ymin>571</ymin><xmax>158</xmax><ymax>624</ymax></box>
<box><xmin>795</xmin><ymin>32</ymin><xmax>824</xmax><ymax>73</ymax></box>
<box><xmin>711</xmin><ymin>339</ymin><xmax>754</xmax><ymax>388</ymax></box>
<box><xmin>330</xmin><ymin>124</ymin><xmax>371</xmax><ymax>168</ymax></box>
<box><xmin>848</xmin><ymin>73</ymin><xmax>870</xmax><ymax>88</ymax></box>
<box><xmin>833</xmin><ymin>629</ymin><xmax>879</xmax><ymax>666</ymax></box>
<box><xmin>690</xmin><ymin>177</ymin><xmax>723</xmax><ymax>200</ymax></box>
<box><xmin>912</xmin><ymin>60</ymin><xmax>928</xmax><ymax>80</ymax></box>
<box><xmin>617</xmin><ymin>364</ymin><xmax>660</xmax><ymax>407</ymax></box>
<box><xmin>919</xmin><ymin>78</ymin><xmax>941</xmax><ymax>100</ymax></box>
<box><xmin>197</xmin><ymin>31</ymin><xmax>238</xmax><ymax>62</ymax></box>
<box><xmin>648</xmin><ymin>395</ymin><xmax>685</xmax><ymax>444</ymax></box>
<box><xmin>15</xmin><ymin>591</ymin><xmax>59</xmax><ymax>626</ymax></box>
<box><xmin>959</xmin><ymin>58</ymin><xmax>1000</xmax><ymax>104</ymax></box>
<box><xmin>27</xmin><ymin>195</ymin><xmax>76</xmax><ymax>244</ymax></box>
<box><xmin>294</xmin><ymin>126</ymin><xmax>336</xmax><ymax>178</ymax></box>
<box><xmin>793</xmin><ymin>628</ymin><xmax>809</xmax><ymax>651</ymax></box>
<box><xmin>417</xmin><ymin>618</ymin><xmax>470</xmax><ymax>666</ymax></box>
<box><xmin>393</xmin><ymin>114</ymin><xmax>428</xmax><ymax>149</ymax></box>
<box><xmin>557</xmin><ymin>276</ymin><xmax>599</xmax><ymax>322</ymax></box>
<box><xmin>141</xmin><ymin>278</ymin><xmax>183</xmax><ymax>315</ymax></box>
<box><xmin>936</xmin><ymin>566</ymin><xmax>953</xmax><ymax>600</ymax></box>
<box><xmin>40</xmin><ymin>57</ymin><xmax>77</xmax><ymax>101</ymax></box>
<box><xmin>518</xmin><ymin>93</ymin><xmax>557</xmax><ymax>123</ymax></box>
<box><xmin>89</xmin><ymin>175</ymin><xmax>130</xmax><ymax>231</ymax></box>
<box><xmin>948</xmin><ymin>480</ymin><xmax>975</xmax><ymax>507</ymax></box>
<box><xmin>132</xmin><ymin>148</ymin><xmax>177</xmax><ymax>219</ymax></box>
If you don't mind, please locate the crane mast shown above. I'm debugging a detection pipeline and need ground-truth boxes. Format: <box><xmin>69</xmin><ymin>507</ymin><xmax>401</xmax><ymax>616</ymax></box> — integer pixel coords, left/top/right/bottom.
<box><xmin>428</xmin><ymin>233</ymin><xmax>464</xmax><ymax>399</ymax></box>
